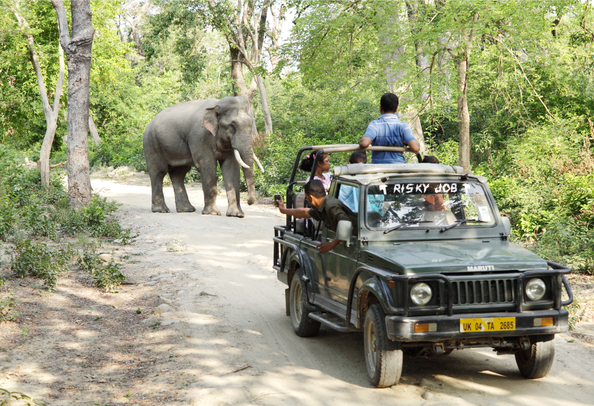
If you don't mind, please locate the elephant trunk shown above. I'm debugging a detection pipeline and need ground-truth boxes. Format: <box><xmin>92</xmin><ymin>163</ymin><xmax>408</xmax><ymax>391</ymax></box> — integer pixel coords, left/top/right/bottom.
<box><xmin>234</xmin><ymin>147</ymin><xmax>256</xmax><ymax>205</ymax></box>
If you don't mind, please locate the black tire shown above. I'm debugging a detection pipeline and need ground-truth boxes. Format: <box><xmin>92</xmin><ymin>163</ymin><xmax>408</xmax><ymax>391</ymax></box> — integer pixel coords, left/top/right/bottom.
<box><xmin>289</xmin><ymin>270</ymin><xmax>321</xmax><ymax>337</ymax></box>
<box><xmin>364</xmin><ymin>303</ymin><xmax>403</xmax><ymax>387</ymax></box>
<box><xmin>515</xmin><ymin>339</ymin><xmax>555</xmax><ymax>379</ymax></box>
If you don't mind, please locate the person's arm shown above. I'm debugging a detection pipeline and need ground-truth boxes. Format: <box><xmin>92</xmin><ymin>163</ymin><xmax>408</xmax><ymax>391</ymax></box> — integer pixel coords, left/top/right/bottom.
<box><xmin>359</xmin><ymin>136</ymin><xmax>372</xmax><ymax>149</ymax></box>
<box><xmin>359</xmin><ymin>121</ymin><xmax>377</xmax><ymax>149</ymax></box>
<box><xmin>407</xmin><ymin>139</ymin><xmax>420</xmax><ymax>153</ymax></box>
<box><xmin>277</xmin><ymin>196</ymin><xmax>312</xmax><ymax>219</ymax></box>
<box><xmin>316</xmin><ymin>238</ymin><xmax>340</xmax><ymax>254</ymax></box>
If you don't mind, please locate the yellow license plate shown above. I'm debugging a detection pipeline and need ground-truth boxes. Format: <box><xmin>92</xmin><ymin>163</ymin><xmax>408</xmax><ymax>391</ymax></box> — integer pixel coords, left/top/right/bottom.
<box><xmin>460</xmin><ymin>317</ymin><xmax>516</xmax><ymax>333</ymax></box>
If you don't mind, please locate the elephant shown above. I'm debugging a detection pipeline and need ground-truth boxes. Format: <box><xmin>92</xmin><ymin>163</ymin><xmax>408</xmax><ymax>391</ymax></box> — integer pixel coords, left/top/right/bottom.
<box><xmin>142</xmin><ymin>96</ymin><xmax>264</xmax><ymax>217</ymax></box>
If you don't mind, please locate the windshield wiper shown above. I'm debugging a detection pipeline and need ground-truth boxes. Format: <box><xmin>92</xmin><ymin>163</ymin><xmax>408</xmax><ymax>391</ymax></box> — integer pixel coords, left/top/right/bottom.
<box><xmin>383</xmin><ymin>220</ymin><xmax>432</xmax><ymax>234</ymax></box>
<box><xmin>440</xmin><ymin>218</ymin><xmax>488</xmax><ymax>232</ymax></box>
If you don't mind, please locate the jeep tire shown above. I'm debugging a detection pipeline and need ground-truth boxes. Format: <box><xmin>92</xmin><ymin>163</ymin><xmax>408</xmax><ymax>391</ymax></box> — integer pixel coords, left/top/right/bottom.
<box><xmin>364</xmin><ymin>303</ymin><xmax>403</xmax><ymax>387</ymax></box>
<box><xmin>289</xmin><ymin>269</ymin><xmax>321</xmax><ymax>337</ymax></box>
<box><xmin>515</xmin><ymin>338</ymin><xmax>555</xmax><ymax>379</ymax></box>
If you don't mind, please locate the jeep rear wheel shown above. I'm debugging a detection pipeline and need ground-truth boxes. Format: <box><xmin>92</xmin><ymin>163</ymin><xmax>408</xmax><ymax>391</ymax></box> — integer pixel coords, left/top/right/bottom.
<box><xmin>289</xmin><ymin>270</ymin><xmax>321</xmax><ymax>337</ymax></box>
<box><xmin>364</xmin><ymin>304</ymin><xmax>403</xmax><ymax>387</ymax></box>
<box><xmin>515</xmin><ymin>339</ymin><xmax>555</xmax><ymax>379</ymax></box>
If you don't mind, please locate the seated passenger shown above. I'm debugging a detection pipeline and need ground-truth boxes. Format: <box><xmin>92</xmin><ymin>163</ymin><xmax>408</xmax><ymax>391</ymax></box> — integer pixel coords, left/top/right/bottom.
<box><xmin>423</xmin><ymin>193</ymin><xmax>445</xmax><ymax>211</ymax></box>
<box><xmin>416</xmin><ymin>154</ymin><xmax>440</xmax><ymax>164</ymax></box>
<box><xmin>277</xmin><ymin>180</ymin><xmax>357</xmax><ymax>254</ymax></box>
<box><xmin>301</xmin><ymin>152</ymin><xmax>332</xmax><ymax>193</ymax></box>
<box><xmin>338</xmin><ymin>151</ymin><xmax>367</xmax><ymax>212</ymax></box>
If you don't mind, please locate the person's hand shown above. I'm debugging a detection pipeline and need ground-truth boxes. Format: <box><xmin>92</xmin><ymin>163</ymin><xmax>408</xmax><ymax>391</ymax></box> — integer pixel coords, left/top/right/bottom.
<box><xmin>316</xmin><ymin>238</ymin><xmax>340</xmax><ymax>254</ymax></box>
<box><xmin>276</xmin><ymin>196</ymin><xmax>285</xmax><ymax>211</ymax></box>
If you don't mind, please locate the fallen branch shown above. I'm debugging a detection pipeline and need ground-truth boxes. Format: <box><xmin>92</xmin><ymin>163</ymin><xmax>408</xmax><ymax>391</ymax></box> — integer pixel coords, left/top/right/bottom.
<box><xmin>50</xmin><ymin>161</ymin><xmax>67</xmax><ymax>169</ymax></box>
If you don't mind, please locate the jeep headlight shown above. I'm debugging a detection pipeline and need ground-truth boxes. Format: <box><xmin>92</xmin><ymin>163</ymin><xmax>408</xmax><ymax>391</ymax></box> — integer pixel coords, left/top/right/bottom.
<box><xmin>526</xmin><ymin>278</ymin><xmax>546</xmax><ymax>301</ymax></box>
<box><xmin>410</xmin><ymin>283</ymin><xmax>432</xmax><ymax>306</ymax></box>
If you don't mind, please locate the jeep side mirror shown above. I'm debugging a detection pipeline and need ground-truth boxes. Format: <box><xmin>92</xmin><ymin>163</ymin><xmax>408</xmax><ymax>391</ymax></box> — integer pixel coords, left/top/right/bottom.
<box><xmin>337</xmin><ymin>220</ymin><xmax>353</xmax><ymax>247</ymax></box>
<box><xmin>501</xmin><ymin>216</ymin><xmax>511</xmax><ymax>236</ymax></box>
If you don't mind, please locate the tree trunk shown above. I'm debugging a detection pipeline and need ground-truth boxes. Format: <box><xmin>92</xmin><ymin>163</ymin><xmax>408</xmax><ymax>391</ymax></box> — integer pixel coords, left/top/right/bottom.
<box><xmin>255</xmin><ymin>75</ymin><xmax>273</xmax><ymax>135</ymax></box>
<box><xmin>52</xmin><ymin>0</ymin><xmax>94</xmax><ymax>209</ymax></box>
<box><xmin>383</xmin><ymin>1</ymin><xmax>428</xmax><ymax>155</ymax></box>
<box><xmin>11</xmin><ymin>1</ymin><xmax>65</xmax><ymax>188</ymax></box>
<box><xmin>456</xmin><ymin>51</ymin><xmax>471</xmax><ymax>173</ymax></box>
<box><xmin>89</xmin><ymin>116</ymin><xmax>101</xmax><ymax>145</ymax></box>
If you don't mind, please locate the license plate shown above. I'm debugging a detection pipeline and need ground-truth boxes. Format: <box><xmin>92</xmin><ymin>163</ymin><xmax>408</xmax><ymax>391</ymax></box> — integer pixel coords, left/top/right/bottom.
<box><xmin>460</xmin><ymin>317</ymin><xmax>516</xmax><ymax>333</ymax></box>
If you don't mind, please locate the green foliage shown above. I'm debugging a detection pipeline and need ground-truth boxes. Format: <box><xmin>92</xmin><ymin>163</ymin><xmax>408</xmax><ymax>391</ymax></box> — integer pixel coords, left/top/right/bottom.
<box><xmin>533</xmin><ymin>217</ymin><xmax>594</xmax><ymax>275</ymax></box>
<box><xmin>0</xmin><ymin>277</ymin><xmax>19</xmax><ymax>323</ymax></box>
<box><xmin>77</xmin><ymin>250</ymin><xmax>126</xmax><ymax>291</ymax></box>
<box><xmin>486</xmin><ymin>117</ymin><xmax>594</xmax><ymax>273</ymax></box>
<box><xmin>58</xmin><ymin>196</ymin><xmax>128</xmax><ymax>238</ymax></box>
<box><xmin>565</xmin><ymin>291</ymin><xmax>584</xmax><ymax>331</ymax></box>
<box><xmin>10</xmin><ymin>238</ymin><xmax>72</xmax><ymax>291</ymax></box>
<box><xmin>90</xmin><ymin>139</ymin><xmax>146</xmax><ymax>171</ymax></box>
<box><xmin>0</xmin><ymin>387</ymin><xmax>47</xmax><ymax>406</ymax></box>
<box><xmin>93</xmin><ymin>261</ymin><xmax>126</xmax><ymax>291</ymax></box>
<box><xmin>0</xmin><ymin>145</ymin><xmax>131</xmax><ymax>241</ymax></box>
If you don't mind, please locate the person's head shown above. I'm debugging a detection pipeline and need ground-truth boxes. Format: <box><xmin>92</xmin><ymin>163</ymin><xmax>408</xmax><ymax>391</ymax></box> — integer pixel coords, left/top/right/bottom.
<box><xmin>380</xmin><ymin>93</ymin><xmax>399</xmax><ymax>114</ymax></box>
<box><xmin>304</xmin><ymin>179</ymin><xmax>326</xmax><ymax>208</ymax></box>
<box><xmin>422</xmin><ymin>155</ymin><xmax>439</xmax><ymax>164</ymax></box>
<box><xmin>299</xmin><ymin>152</ymin><xmax>330</xmax><ymax>173</ymax></box>
<box><xmin>349</xmin><ymin>151</ymin><xmax>367</xmax><ymax>164</ymax></box>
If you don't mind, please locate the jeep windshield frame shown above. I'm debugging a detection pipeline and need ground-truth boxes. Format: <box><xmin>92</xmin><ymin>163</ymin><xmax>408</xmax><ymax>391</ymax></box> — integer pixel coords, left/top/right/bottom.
<box><xmin>364</xmin><ymin>179</ymin><xmax>497</xmax><ymax>232</ymax></box>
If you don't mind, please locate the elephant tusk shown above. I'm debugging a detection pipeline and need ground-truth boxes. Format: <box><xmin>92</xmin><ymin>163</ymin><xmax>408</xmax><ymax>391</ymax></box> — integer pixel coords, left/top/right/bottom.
<box><xmin>234</xmin><ymin>149</ymin><xmax>250</xmax><ymax>169</ymax></box>
<box><xmin>253</xmin><ymin>153</ymin><xmax>265</xmax><ymax>173</ymax></box>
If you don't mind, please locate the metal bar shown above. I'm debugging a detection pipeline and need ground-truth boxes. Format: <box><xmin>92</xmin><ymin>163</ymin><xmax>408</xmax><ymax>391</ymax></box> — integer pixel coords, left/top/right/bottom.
<box><xmin>561</xmin><ymin>275</ymin><xmax>573</xmax><ymax>306</ymax></box>
<box><xmin>312</xmin><ymin>144</ymin><xmax>412</xmax><ymax>153</ymax></box>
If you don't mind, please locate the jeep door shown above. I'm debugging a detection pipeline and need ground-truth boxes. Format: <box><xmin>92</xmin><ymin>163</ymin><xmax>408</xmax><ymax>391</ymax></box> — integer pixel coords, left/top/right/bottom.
<box><xmin>298</xmin><ymin>219</ymin><xmax>330</xmax><ymax>299</ymax></box>
<box><xmin>322</xmin><ymin>226</ymin><xmax>359</xmax><ymax>304</ymax></box>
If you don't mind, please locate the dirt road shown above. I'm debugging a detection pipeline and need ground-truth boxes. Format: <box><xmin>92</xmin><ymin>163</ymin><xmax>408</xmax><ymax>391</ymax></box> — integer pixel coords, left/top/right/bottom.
<box><xmin>93</xmin><ymin>178</ymin><xmax>594</xmax><ymax>406</ymax></box>
<box><xmin>1</xmin><ymin>176</ymin><xmax>593</xmax><ymax>405</ymax></box>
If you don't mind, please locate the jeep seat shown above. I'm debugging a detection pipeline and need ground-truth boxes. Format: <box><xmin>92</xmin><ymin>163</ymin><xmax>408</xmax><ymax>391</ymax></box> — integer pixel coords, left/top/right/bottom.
<box><xmin>421</xmin><ymin>210</ymin><xmax>456</xmax><ymax>226</ymax></box>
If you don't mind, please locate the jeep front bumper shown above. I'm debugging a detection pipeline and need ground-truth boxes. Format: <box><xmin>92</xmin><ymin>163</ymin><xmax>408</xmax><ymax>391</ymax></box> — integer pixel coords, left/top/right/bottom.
<box><xmin>385</xmin><ymin>309</ymin><xmax>569</xmax><ymax>342</ymax></box>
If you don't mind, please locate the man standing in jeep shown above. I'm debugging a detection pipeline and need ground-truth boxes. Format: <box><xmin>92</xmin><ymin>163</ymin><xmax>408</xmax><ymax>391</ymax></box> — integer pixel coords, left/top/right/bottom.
<box><xmin>359</xmin><ymin>92</ymin><xmax>421</xmax><ymax>163</ymax></box>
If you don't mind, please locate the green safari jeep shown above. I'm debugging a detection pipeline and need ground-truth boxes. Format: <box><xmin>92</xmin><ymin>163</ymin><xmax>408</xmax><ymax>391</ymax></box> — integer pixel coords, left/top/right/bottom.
<box><xmin>272</xmin><ymin>145</ymin><xmax>573</xmax><ymax>387</ymax></box>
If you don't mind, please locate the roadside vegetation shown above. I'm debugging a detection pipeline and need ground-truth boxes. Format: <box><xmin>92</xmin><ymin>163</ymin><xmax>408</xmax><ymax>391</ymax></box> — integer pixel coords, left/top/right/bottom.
<box><xmin>0</xmin><ymin>145</ymin><xmax>131</xmax><ymax>326</ymax></box>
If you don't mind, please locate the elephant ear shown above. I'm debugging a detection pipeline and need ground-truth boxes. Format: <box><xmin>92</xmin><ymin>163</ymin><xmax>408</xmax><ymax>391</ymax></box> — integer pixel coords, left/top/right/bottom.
<box><xmin>202</xmin><ymin>105</ymin><xmax>219</xmax><ymax>137</ymax></box>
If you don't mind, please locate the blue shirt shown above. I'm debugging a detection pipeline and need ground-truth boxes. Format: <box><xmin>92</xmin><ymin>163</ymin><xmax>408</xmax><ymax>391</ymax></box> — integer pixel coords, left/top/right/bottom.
<box><xmin>363</xmin><ymin>114</ymin><xmax>415</xmax><ymax>163</ymax></box>
<box><xmin>339</xmin><ymin>185</ymin><xmax>359</xmax><ymax>212</ymax></box>
<box><xmin>338</xmin><ymin>185</ymin><xmax>385</xmax><ymax>213</ymax></box>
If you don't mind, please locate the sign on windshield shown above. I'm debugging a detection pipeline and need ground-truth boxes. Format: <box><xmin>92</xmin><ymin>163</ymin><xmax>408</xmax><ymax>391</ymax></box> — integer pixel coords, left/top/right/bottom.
<box><xmin>365</xmin><ymin>182</ymin><xmax>495</xmax><ymax>230</ymax></box>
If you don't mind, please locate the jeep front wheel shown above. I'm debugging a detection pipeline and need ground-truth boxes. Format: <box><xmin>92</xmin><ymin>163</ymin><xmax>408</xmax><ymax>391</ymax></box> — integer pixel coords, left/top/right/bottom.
<box><xmin>364</xmin><ymin>303</ymin><xmax>403</xmax><ymax>387</ymax></box>
<box><xmin>515</xmin><ymin>338</ymin><xmax>555</xmax><ymax>379</ymax></box>
<box><xmin>289</xmin><ymin>270</ymin><xmax>321</xmax><ymax>337</ymax></box>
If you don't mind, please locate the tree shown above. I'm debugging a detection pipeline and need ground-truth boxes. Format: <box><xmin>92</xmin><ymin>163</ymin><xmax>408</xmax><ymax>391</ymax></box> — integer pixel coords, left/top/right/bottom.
<box><xmin>202</xmin><ymin>0</ymin><xmax>278</xmax><ymax>135</ymax></box>
<box><xmin>146</xmin><ymin>0</ymin><xmax>282</xmax><ymax>136</ymax></box>
<box><xmin>52</xmin><ymin>0</ymin><xmax>94</xmax><ymax>209</ymax></box>
<box><xmin>10</xmin><ymin>0</ymin><xmax>65</xmax><ymax>187</ymax></box>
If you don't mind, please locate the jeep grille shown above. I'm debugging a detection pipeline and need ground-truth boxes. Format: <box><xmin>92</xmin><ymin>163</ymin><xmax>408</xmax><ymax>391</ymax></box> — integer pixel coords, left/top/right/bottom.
<box><xmin>451</xmin><ymin>279</ymin><xmax>516</xmax><ymax>305</ymax></box>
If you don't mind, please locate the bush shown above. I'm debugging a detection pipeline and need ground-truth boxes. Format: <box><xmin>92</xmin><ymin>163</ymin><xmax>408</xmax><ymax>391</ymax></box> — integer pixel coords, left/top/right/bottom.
<box><xmin>0</xmin><ymin>277</ymin><xmax>19</xmax><ymax>323</ymax></box>
<box><xmin>77</xmin><ymin>250</ymin><xmax>126</xmax><ymax>291</ymax></box>
<box><xmin>10</xmin><ymin>239</ymin><xmax>73</xmax><ymax>291</ymax></box>
<box><xmin>533</xmin><ymin>216</ymin><xmax>594</xmax><ymax>274</ymax></box>
<box><xmin>58</xmin><ymin>196</ymin><xmax>128</xmax><ymax>238</ymax></box>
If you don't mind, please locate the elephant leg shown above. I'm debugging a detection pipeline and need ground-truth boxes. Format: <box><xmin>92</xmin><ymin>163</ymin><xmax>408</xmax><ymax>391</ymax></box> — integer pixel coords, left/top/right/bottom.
<box><xmin>147</xmin><ymin>162</ymin><xmax>170</xmax><ymax>213</ymax></box>
<box><xmin>169</xmin><ymin>166</ymin><xmax>195</xmax><ymax>213</ymax></box>
<box><xmin>220</xmin><ymin>156</ymin><xmax>244</xmax><ymax>218</ymax></box>
<box><xmin>198</xmin><ymin>160</ymin><xmax>221</xmax><ymax>216</ymax></box>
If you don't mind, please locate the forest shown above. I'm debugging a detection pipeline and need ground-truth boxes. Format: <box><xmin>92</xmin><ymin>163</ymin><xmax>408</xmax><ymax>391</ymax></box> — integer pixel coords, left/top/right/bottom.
<box><xmin>1</xmin><ymin>0</ymin><xmax>594</xmax><ymax>274</ymax></box>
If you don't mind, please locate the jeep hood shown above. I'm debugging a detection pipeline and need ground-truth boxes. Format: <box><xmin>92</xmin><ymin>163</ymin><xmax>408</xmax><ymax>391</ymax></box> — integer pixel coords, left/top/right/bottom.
<box><xmin>362</xmin><ymin>240</ymin><xmax>547</xmax><ymax>275</ymax></box>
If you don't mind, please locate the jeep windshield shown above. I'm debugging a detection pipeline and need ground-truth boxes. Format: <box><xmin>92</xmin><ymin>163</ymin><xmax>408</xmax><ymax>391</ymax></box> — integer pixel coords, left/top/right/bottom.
<box><xmin>365</xmin><ymin>181</ymin><xmax>496</xmax><ymax>230</ymax></box>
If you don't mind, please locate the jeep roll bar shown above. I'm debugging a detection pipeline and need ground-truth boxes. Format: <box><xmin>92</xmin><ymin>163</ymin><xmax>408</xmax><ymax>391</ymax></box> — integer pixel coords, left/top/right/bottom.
<box><xmin>284</xmin><ymin>145</ymin><xmax>412</xmax><ymax>230</ymax></box>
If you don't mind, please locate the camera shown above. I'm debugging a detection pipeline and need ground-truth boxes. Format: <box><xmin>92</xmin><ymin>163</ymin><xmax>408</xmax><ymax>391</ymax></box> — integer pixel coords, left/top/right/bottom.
<box><xmin>274</xmin><ymin>194</ymin><xmax>282</xmax><ymax>207</ymax></box>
